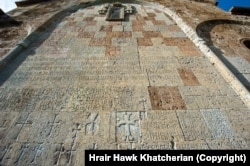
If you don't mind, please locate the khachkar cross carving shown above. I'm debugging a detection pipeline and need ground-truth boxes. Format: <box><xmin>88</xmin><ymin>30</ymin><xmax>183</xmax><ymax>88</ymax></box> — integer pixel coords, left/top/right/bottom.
<box><xmin>0</xmin><ymin>120</ymin><xmax>7</xmax><ymax>129</ymax></box>
<box><xmin>117</xmin><ymin>112</ymin><xmax>138</xmax><ymax>142</ymax></box>
<box><xmin>85</xmin><ymin>112</ymin><xmax>99</xmax><ymax>135</ymax></box>
<box><xmin>40</xmin><ymin>114</ymin><xmax>60</xmax><ymax>137</ymax></box>
<box><xmin>139</xmin><ymin>96</ymin><xmax>147</xmax><ymax>110</ymax></box>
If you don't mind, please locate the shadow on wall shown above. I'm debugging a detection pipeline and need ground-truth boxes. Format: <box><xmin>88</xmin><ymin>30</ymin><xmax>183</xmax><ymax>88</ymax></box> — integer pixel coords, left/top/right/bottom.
<box><xmin>196</xmin><ymin>19</ymin><xmax>250</xmax><ymax>90</ymax></box>
<box><xmin>0</xmin><ymin>9</ymin><xmax>22</xmax><ymax>27</ymax></box>
<box><xmin>15</xmin><ymin>0</ymin><xmax>51</xmax><ymax>7</ymax></box>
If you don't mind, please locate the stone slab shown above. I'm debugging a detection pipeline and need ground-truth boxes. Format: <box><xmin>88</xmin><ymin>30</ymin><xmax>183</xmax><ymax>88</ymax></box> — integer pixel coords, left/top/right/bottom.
<box><xmin>141</xmin><ymin>110</ymin><xmax>184</xmax><ymax>142</ymax></box>
<box><xmin>148</xmin><ymin>86</ymin><xmax>186</xmax><ymax>110</ymax></box>
<box><xmin>176</xmin><ymin>110</ymin><xmax>212</xmax><ymax>141</ymax></box>
<box><xmin>201</xmin><ymin>109</ymin><xmax>235</xmax><ymax>139</ymax></box>
<box><xmin>178</xmin><ymin>68</ymin><xmax>200</xmax><ymax>86</ymax></box>
<box><xmin>205</xmin><ymin>139</ymin><xmax>248</xmax><ymax>150</ymax></box>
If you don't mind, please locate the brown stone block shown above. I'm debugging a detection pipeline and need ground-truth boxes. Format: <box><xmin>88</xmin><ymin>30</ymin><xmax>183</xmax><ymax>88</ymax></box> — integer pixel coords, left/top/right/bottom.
<box><xmin>152</xmin><ymin>20</ymin><xmax>166</xmax><ymax>25</ymax></box>
<box><xmin>178</xmin><ymin>68</ymin><xmax>200</xmax><ymax>86</ymax></box>
<box><xmin>137</xmin><ymin>38</ymin><xmax>153</xmax><ymax>46</ymax></box>
<box><xmin>77</xmin><ymin>32</ymin><xmax>95</xmax><ymax>38</ymax></box>
<box><xmin>179</xmin><ymin>45</ymin><xmax>201</xmax><ymax>56</ymax></box>
<box><xmin>163</xmin><ymin>38</ymin><xmax>194</xmax><ymax>46</ymax></box>
<box><xmin>132</xmin><ymin>25</ymin><xmax>144</xmax><ymax>31</ymax></box>
<box><xmin>107</xmin><ymin>31</ymin><xmax>132</xmax><ymax>38</ymax></box>
<box><xmin>147</xmin><ymin>13</ymin><xmax>156</xmax><ymax>17</ymax></box>
<box><xmin>148</xmin><ymin>86</ymin><xmax>186</xmax><ymax>110</ymax></box>
<box><xmin>143</xmin><ymin>31</ymin><xmax>163</xmax><ymax>38</ymax></box>
<box><xmin>168</xmin><ymin>24</ymin><xmax>182</xmax><ymax>32</ymax></box>
<box><xmin>132</xmin><ymin>20</ymin><xmax>146</xmax><ymax>26</ymax></box>
<box><xmin>89</xmin><ymin>38</ymin><xmax>111</xmax><ymax>46</ymax></box>
<box><xmin>106</xmin><ymin>46</ymin><xmax>120</xmax><ymax>57</ymax></box>
<box><xmin>83</xmin><ymin>17</ymin><xmax>94</xmax><ymax>21</ymax></box>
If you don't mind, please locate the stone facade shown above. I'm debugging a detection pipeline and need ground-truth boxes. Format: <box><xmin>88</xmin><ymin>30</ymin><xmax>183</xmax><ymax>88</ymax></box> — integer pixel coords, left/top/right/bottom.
<box><xmin>0</xmin><ymin>0</ymin><xmax>249</xmax><ymax>165</ymax></box>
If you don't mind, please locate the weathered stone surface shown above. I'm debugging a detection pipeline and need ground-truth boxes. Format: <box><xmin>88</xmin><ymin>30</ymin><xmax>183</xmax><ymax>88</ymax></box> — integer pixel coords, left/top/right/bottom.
<box><xmin>148</xmin><ymin>86</ymin><xmax>186</xmax><ymax>110</ymax></box>
<box><xmin>201</xmin><ymin>109</ymin><xmax>235</xmax><ymax>139</ymax></box>
<box><xmin>0</xmin><ymin>1</ymin><xmax>249</xmax><ymax>165</ymax></box>
<box><xmin>178</xmin><ymin>68</ymin><xmax>200</xmax><ymax>86</ymax></box>
<box><xmin>176</xmin><ymin>110</ymin><xmax>212</xmax><ymax>141</ymax></box>
<box><xmin>141</xmin><ymin>110</ymin><xmax>184</xmax><ymax>143</ymax></box>
<box><xmin>205</xmin><ymin>139</ymin><xmax>249</xmax><ymax>150</ymax></box>
<box><xmin>176</xmin><ymin>140</ymin><xmax>209</xmax><ymax>150</ymax></box>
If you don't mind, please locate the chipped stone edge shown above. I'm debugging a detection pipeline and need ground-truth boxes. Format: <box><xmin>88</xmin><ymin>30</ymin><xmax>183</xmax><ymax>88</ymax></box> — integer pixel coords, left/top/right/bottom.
<box><xmin>148</xmin><ymin>2</ymin><xmax>250</xmax><ymax>109</ymax></box>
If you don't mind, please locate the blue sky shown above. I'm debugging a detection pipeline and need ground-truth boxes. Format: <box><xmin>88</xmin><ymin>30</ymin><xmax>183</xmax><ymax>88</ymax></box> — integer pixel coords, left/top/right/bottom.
<box><xmin>217</xmin><ymin>0</ymin><xmax>250</xmax><ymax>11</ymax></box>
<box><xmin>1</xmin><ymin>0</ymin><xmax>250</xmax><ymax>13</ymax></box>
<box><xmin>0</xmin><ymin>0</ymin><xmax>16</xmax><ymax>12</ymax></box>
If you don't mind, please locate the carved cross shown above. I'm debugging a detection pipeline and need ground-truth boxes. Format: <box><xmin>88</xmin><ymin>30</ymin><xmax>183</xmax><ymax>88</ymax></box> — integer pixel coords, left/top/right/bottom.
<box><xmin>117</xmin><ymin>112</ymin><xmax>137</xmax><ymax>142</ymax></box>
<box><xmin>15</xmin><ymin>113</ymin><xmax>32</xmax><ymax>140</ymax></box>
<box><xmin>72</xmin><ymin>123</ymin><xmax>81</xmax><ymax>138</ymax></box>
<box><xmin>139</xmin><ymin>96</ymin><xmax>147</xmax><ymax>110</ymax></box>
<box><xmin>0</xmin><ymin>120</ymin><xmax>7</xmax><ymax>129</ymax></box>
<box><xmin>40</xmin><ymin>114</ymin><xmax>60</xmax><ymax>137</ymax></box>
<box><xmin>85</xmin><ymin>112</ymin><xmax>99</xmax><ymax>135</ymax></box>
<box><xmin>31</xmin><ymin>144</ymin><xmax>43</xmax><ymax>164</ymax></box>
<box><xmin>16</xmin><ymin>143</ymin><xmax>29</xmax><ymax>165</ymax></box>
